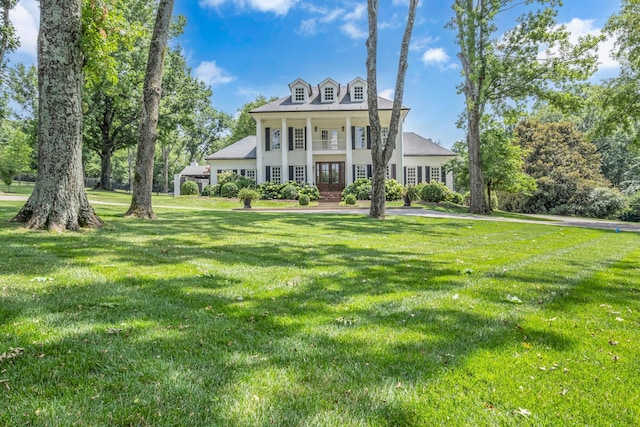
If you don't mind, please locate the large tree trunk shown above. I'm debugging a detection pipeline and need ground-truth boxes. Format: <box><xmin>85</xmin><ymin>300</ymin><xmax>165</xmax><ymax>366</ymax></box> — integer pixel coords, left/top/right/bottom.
<box><xmin>367</xmin><ymin>0</ymin><xmax>417</xmax><ymax>219</ymax></box>
<box><xmin>99</xmin><ymin>147</ymin><xmax>113</xmax><ymax>191</ymax></box>
<box><xmin>467</xmin><ymin>107</ymin><xmax>490</xmax><ymax>214</ymax></box>
<box><xmin>12</xmin><ymin>0</ymin><xmax>102</xmax><ymax>231</ymax></box>
<box><xmin>126</xmin><ymin>0</ymin><xmax>174</xmax><ymax>219</ymax></box>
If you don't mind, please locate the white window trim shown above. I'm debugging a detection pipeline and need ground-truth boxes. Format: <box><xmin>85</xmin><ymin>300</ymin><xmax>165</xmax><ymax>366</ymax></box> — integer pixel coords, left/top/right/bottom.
<box><xmin>294</xmin><ymin>128</ymin><xmax>305</xmax><ymax>150</ymax></box>
<box><xmin>355</xmin><ymin>127</ymin><xmax>367</xmax><ymax>149</ymax></box>
<box><xmin>294</xmin><ymin>166</ymin><xmax>305</xmax><ymax>184</ymax></box>
<box><xmin>431</xmin><ymin>166</ymin><xmax>441</xmax><ymax>183</ymax></box>
<box><xmin>407</xmin><ymin>167</ymin><xmax>417</xmax><ymax>185</ymax></box>
<box><xmin>355</xmin><ymin>165</ymin><xmax>367</xmax><ymax>179</ymax></box>
<box><xmin>353</xmin><ymin>86</ymin><xmax>364</xmax><ymax>101</ymax></box>
<box><xmin>271</xmin><ymin>128</ymin><xmax>281</xmax><ymax>150</ymax></box>
<box><xmin>271</xmin><ymin>166</ymin><xmax>282</xmax><ymax>184</ymax></box>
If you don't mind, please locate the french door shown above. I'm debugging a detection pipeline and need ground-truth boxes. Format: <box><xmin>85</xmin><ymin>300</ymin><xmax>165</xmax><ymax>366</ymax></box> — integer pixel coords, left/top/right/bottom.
<box><xmin>316</xmin><ymin>162</ymin><xmax>345</xmax><ymax>192</ymax></box>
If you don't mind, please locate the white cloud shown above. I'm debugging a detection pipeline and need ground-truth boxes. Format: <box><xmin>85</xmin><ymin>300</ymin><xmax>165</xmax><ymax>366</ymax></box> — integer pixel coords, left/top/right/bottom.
<box><xmin>199</xmin><ymin>0</ymin><xmax>298</xmax><ymax>16</ymax></box>
<box><xmin>10</xmin><ymin>0</ymin><xmax>39</xmax><ymax>59</ymax></box>
<box><xmin>341</xmin><ymin>22</ymin><xmax>367</xmax><ymax>40</ymax></box>
<box><xmin>344</xmin><ymin>3</ymin><xmax>366</xmax><ymax>21</ymax></box>
<box><xmin>422</xmin><ymin>47</ymin><xmax>449</xmax><ymax>65</ymax></box>
<box><xmin>194</xmin><ymin>61</ymin><xmax>236</xmax><ymax>86</ymax></box>
<box><xmin>298</xmin><ymin>18</ymin><xmax>318</xmax><ymax>36</ymax></box>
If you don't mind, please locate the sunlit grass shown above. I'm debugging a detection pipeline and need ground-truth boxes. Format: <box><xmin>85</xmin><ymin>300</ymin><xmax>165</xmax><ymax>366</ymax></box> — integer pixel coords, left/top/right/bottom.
<box><xmin>0</xmin><ymin>200</ymin><xmax>639</xmax><ymax>425</ymax></box>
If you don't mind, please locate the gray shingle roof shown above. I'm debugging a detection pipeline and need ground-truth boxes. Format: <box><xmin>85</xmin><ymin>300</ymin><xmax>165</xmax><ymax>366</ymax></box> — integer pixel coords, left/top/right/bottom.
<box><xmin>179</xmin><ymin>164</ymin><xmax>211</xmax><ymax>176</ymax></box>
<box><xmin>402</xmin><ymin>132</ymin><xmax>456</xmax><ymax>156</ymax></box>
<box><xmin>250</xmin><ymin>85</ymin><xmax>407</xmax><ymax>113</ymax></box>
<box><xmin>205</xmin><ymin>135</ymin><xmax>257</xmax><ymax>160</ymax></box>
<box><xmin>205</xmin><ymin>133</ymin><xmax>454</xmax><ymax>160</ymax></box>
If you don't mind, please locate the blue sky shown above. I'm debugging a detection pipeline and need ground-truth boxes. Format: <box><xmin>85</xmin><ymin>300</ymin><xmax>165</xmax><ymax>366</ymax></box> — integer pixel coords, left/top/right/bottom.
<box><xmin>10</xmin><ymin>0</ymin><xmax>623</xmax><ymax>148</ymax></box>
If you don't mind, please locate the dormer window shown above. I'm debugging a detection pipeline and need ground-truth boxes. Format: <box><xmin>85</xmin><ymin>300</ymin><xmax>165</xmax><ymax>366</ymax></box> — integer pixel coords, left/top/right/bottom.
<box><xmin>289</xmin><ymin>78</ymin><xmax>312</xmax><ymax>103</ymax></box>
<box><xmin>295</xmin><ymin>87</ymin><xmax>305</xmax><ymax>102</ymax></box>
<box><xmin>353</xmin><ymin>86</ymin><xmax>364</xmax><ymax>101</ymax></box>
<box><xmin>324</xmin><ymin>87</ymin><xmax>334</xmax><ymax>102</ymax></box>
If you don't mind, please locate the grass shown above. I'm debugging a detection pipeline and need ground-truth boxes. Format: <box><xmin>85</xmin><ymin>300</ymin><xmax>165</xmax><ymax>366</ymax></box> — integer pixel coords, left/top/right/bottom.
<box><xmin>1</xmin><ymin>197</ymin><xmax>640</xmax><ymax>425</ymax></box>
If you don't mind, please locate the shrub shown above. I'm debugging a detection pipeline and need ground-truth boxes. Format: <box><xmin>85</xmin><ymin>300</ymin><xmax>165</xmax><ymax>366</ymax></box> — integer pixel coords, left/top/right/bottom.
<box><xmin>217</xmin><ymin>171</ymin><xmax>241</xmax><ymax>186</ymax></box>
<box><xmin>385</xmin><ymin>179</ymin><xmax>404</xmax><ymax>201</ymax></box>
<box><xmin>344</xmin><ymin>194</ymin><xmax>357</xmax><ymax>205</ymax></box>
<box><xmin>258</xmin><ymin>181</ymin><xmax>282</xmax><ymax>199</ymax></box>
<box><xmin>619</xmin><ymin>192</ymin><xmax>640</xmax><ymax>222</ymax></box>
<box><xmin>281</xmin><ymin>183</ymin><xmax>299</xmax><ymax>200</ymax></box>
<box><xmin>298</xmin><ymin>183</ymin><xmax>320</xmax><ymax>201</ymax></box>
<box><xmin>180</xmin><ymin>181</ymin><xmax>199</xmax><ymax>196</ymax></box>
<box><xmin>420</xmin><ymin>181</ymin><xmax>451</xmax><ymax>203</ymax></box>
<box><xmin>201</xmin><ymin>185</ymin><xmax>214</xmax><ymax>197</ymax></box>
<box><xmin>237</xmin><ymin>187</ymin><xmax>260</xmax><ymax>201</ymax></box>
<box><xmin>403</xmin><ymin>185</ymin><xmax>420</xmax><ymax>203</ymax></box>
<box><xmin>298</xmin><ymin>194</ymin><xmax>310</xmax><ymax>206</ymax></box>
<box><xmin>584</xmin><ymin>187</ymin><xmax>626</xmax><ymax>219</ymax></box>
<box><xmin>342</xmin><ymin>178</ymin><xmax>372</xmax><ymax>200</ymax></box>
<box><xmin>449</xmin><ymin>192</ymin><xmax>464</xmax><ymax>205</ymax></box>
<box><xmin>220</xmin><ymin>182</ymin><xmax>239</xmax><ymax>198</ymax></box>
<box><xmin>237</xmin><ymin>178</ymin><xmax>254</xmax><ymax>190</ymax></box>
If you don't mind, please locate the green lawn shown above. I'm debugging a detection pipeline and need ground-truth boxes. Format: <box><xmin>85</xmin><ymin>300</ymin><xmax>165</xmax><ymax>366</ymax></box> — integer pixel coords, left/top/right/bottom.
<box><xmin>1</xmin><ymin>199</ymin><xmax>639</xmax><ymax>426</ymax></box>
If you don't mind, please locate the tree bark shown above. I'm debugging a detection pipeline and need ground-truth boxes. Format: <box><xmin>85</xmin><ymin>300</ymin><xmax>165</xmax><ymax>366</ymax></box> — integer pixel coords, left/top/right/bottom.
<box><xmin>126</xmin><ymin>0</ymin><xmax>175</xmax><ymax>219</ymax></box>
<box><xmin>12</xmin><ymin>0</ymin><xmax>103</xmax><ymax>231</ymax></box>
<box><xmin>467</xmin><ymin>107</ymin><xmax>490</xmax><ymax>214</ymax></box>
<box><xmin>367</xmin><ymin>0</ymin><xmax>417</xmax><ymax>219</ymax></box>
<box><xmin>99</xmin><ymin>148</ymin><xmax>113</xmax><ymax>191</ymax></box>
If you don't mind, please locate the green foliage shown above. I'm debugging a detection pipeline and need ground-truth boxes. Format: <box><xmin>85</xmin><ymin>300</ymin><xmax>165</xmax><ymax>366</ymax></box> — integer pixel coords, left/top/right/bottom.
<box><xmin>201</xmin><ymin>185</ymin><xmax>214</xmax><ymax>197</ymax></box>
<box><xmin>0</xmin><ymin>123</ymin><xmax>32</xmax><ymax>191</ymax></box>
<box><xmin>237</xmin><ymin>187</ymin><xmax>260</xmax><ymax>201</ymax></box>
<box><xmin>449</xmin><ymin>192</ymin><xmax>464</xmax><ymax>205</ymax></box>
<box><xmin>516</xmin><ymin>120</ymin><xmax>611</xmax><ymax>214</ymax></box>
<box><xmin>385</xmin><ymin>179</ymin><xmax>404</xmax><ymax>201</ymax></box>
<box><xmin>420</xmin><ymin>182</ymin><xmax>452</xmax><ymax>203</ymax></box>
<box><xmin>216</xmin><ymin>171</ymin><xmax>254</xmax><ymax>190</ymax></box>
<box><xmin>220</xmin><ymin>182</ymin><xmax>239</xmax><ymax>198</ymax></box>
<box><xmin>344</xmin><ymin>194</ymin><xmax>357</xmax><ymax>205</ymax></box>
<box><xmin>619</xmin><ymin>191</ymin><xmax>640</xmax><ymax>222</ymax></box>
<box><xmin>257</xmin><ymin>181</ymin><xmax>319</xmax><ymax>201</ymax></box>
<box><xmin>281</xmin><ymin>184</ymin><xmax>299</xmax><ymax>200</ymax></box>
<box><xmin>403</xmin><ymin>185</ymin><xmax>420</xmax><ymax>202</ymax></box>
<box><xmin>180</xmin><ymin>180</ymin><xmax>199</xmax><ymax>196</ymax></box>
<box><xmin>584</xmin><ymin>187</ymin><xmax>627</xmax><ymax>219</ymax></box>
<box><xmin>226</xmin><ymin>95</ymin><xmax>278</xmax><ymax>145</ymax></box>
<box><xmin>342</xmin><ymin>178</ymin><xmax>372</xmax><ymax>200</ymax></box>
<box><xmin>298</xmin><ymin>194</ymin><xmax>310</xmax><ymax>206</ymax></box>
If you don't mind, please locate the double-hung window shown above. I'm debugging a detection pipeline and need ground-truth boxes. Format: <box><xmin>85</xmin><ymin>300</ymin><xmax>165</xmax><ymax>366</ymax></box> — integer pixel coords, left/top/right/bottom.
<box><xmin>324</xmin><ymin>87</ymin><xmax>334</xmax><ymax>102</ymax></box>
<box><xmin>431</xmin><ymin>166</ymin><xmax>441</xmax><ymax>182</ymax></box>
<box><xmin>271</xmin><ymin>166</ymin><xmax>282</xmax><ymax>184</ymax></box>
<box><xmin>245</xmin><ymin>170</ymin><xmax>256</xmax><ymax>181</ymax></box>
<box><xmin>271</xmin><ymin>128</ymin><xmax>281</xmax><ymax>150</ymax></box>
<box><xmin>294</xmin><ymin>87</ymin><xmax>305</xmax><ymax>102</ymax></box>
<box><xmin>353</xmin><ymin>86</ymin><xmax>364</xmax><ymax>101</ymax></box>
<box><xmin>407</xmin><ymin>167</ymin><xmax>417</xmax><ymax>185</ymax></box>
<box><xmin>294</xmin><ymin>128</ymin><xmax>305</xmax><ymax>150</ymax></box>
<box><xmin>294</xmin><ymin>166</ymin><xmax>305</xmax><ymax>184</ymax></box>
<box><xmin>355</xmin><ymin>165</ymin><xmax>367</xmax><ymax>179</ymax></box>
<box><xmin>355</xmin><ymin>127</ymin><xmax>367</xmax><ymax>149</ymax></box>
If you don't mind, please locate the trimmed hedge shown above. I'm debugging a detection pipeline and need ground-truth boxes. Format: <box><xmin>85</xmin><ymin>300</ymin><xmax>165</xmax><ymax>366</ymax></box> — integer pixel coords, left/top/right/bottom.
<box><xmin>180</xmin><ymin>181</ymin><xmax>199</xmax><ymax>196</ymax></box>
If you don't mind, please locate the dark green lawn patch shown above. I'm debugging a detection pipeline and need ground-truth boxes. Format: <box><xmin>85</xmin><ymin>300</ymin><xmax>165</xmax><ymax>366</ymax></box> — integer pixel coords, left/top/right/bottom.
<box><xmin>1</xmin><ymin>201</ymin><xmax>639</xmax><ymax>425</ymax></box>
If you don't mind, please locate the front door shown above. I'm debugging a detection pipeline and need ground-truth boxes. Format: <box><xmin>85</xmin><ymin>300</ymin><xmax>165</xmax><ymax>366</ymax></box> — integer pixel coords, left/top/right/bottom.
<box><xmin>316</xmin><ymin>162</ymin><xmax>345</xmax><ymax>192</ymax></box>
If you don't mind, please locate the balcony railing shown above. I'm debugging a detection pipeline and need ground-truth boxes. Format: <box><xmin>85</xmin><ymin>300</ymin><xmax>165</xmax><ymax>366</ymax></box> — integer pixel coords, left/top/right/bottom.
<box><xmin>312</xmin><ymin>139</ymin><xmax>347</xmax><ymax>151</ymax></box>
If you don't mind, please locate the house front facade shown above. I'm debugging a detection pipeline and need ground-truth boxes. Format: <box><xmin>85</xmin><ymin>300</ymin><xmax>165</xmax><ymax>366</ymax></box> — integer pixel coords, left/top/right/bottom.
<box><xmin>203</xmin><ymin>77</ymin><xmax>456</xmax><ymax>193</ymax></box>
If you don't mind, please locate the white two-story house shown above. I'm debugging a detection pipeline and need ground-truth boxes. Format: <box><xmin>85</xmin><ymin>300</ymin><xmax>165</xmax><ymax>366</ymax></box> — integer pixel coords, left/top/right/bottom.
<box><xmin>201</xmin><ymin>77</ymin><xmax>455</xmax><ymax>194</ymax></box>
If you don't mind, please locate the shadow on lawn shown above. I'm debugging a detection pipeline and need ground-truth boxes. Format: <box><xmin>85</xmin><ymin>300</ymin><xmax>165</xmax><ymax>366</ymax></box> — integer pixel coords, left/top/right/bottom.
<box><xmin>1</xmin><ymin>205</ymin><xmax>635</xmax><ymax>424</ymax></box>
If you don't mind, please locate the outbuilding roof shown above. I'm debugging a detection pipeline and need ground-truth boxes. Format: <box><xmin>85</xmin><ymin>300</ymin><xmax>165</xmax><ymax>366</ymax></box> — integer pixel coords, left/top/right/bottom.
<box><xmin>205</xmin><ymin>135</ymin><xmax>257</xmax><ymax>160</ymax></box>
<box><xmin>178</xmin><ymin>163</ymin><xmax>211</xmax><ymax>177</ymax></box>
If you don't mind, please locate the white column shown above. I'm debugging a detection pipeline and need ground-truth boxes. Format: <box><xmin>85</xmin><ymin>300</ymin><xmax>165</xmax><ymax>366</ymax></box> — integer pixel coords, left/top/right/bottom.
<box><xmin>281</xmin><ymin>117</ymin><xmax>288</xmax><ymax>183</ymax></box>
<box><xmin>256</xmin><ymin>119</ymin><xmax>264</xmax><ymax>183</ymax></box>
<box><xmin>306</xmin><ymin>117</ymin><xmax>313</xmax><ymax>184</ymax></box>
<box><xmin>397</xmin><ymin>119</ymin><xmax>404</xmax><ymax>184</ymax></box>
<box><xmin>345</xmin><ymin>116</ymin><xmax>353</xmax><ymax>184</ymax></box>
<box><xmin>173</xmin><ymin>174</ymin><xmax>181</xmax><ymax>196</ymax></box>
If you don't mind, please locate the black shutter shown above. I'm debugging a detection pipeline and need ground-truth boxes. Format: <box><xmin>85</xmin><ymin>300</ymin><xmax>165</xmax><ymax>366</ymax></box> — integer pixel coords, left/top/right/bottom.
<box><xmin>289</xmin><ymin>165</ymin><xmax>294</xmax><ymax>181</ymax></box>
<box><xmin>366</xmin><ymin>126</ymin><xmax>371</xmax><ymax>149</ymax></box>
<box><xmin>304</xmin><ymin>166</ymin><xmax>308</xmax><ymax>183</ymax></box>
<box><xmin>233</xmin><ymin>169</ymin><xmax>238</xmax><ymax>174</ymax></box>
<box><xmin>304</xmin><ymin>127</ymin><xmax>307</xmax><ymax>150</ymax></box>
<box><xmin>441</xmin><ymin>167</ymin><xmax>446</xmax><ymax>183</ymax></box>
<box><xmin>404</xmin><ymin>167</ymin><xmax>407</xmax><ymax>184</ymax></box>
<box><xmin>240</xmin><ymin>169</ymin><xmax>246</xmax><ymax>176</ymax></box>
<box><xmin>391</xmin><ymin>164</ymin><xmax>397</xmax><ymax>180</ymax></box>
<box><xmin>288</xmin><ymin>127</ymin><xmax>294</xmax><ymax>151</ymax></box>
<box><xmin>426</xmin><ymin>166</ymin><xmax>431</xmax><ymax>183</ymax></box>
<box><xmin>266</xmin><ymin>166</ymin><xmax>271</xmax><ymax>182</ymax></box>
<box><xmin>265</xmin><ymin>127</ymin><xmax>271</xmax><ymax>151</ymax></box>
<box><xmin>352</xmin><ymin>164</ymin><xmax>356</xmax><ymax>181</ymax></box>
<box><xmin>367</xmin><ymin>164</ymin><xmax>372</xmax><ymax>179</ymax></box>
<box><xmin>417</xmin><ymin>167</ymin><xmax>422</xmax><ymax>183</ymax></box>
<box><xmin>351</xmin><ymin>126</ymin><xmax>356</xmax><ymax>149</ymax></box>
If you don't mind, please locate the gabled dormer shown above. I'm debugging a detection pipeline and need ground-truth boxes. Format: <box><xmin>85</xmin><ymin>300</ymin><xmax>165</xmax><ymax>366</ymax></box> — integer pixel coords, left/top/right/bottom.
<box><xmin>289</xmin><ymin>78</ymin><xmax>312</xmax><ymax>104</ymax></box>
<box><xmin>318</xmin><ymin>78</ymin><xmax>340</xmax><ymax>103</ymax></box>
<box><xmin>348</xmin><ymin>77</ymin><xmax>367</xmax><ymax>102</ymax></box>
